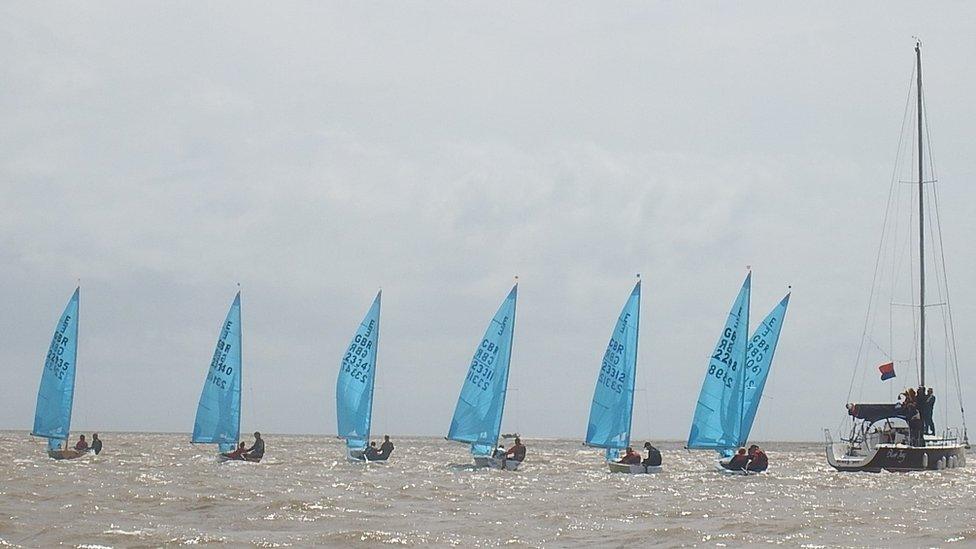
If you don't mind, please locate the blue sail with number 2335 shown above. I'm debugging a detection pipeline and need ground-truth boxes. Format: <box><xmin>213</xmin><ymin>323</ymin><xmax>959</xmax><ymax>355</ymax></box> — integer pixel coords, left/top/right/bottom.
<box><xmin>32</xmin><ymin>288</ymin><xmax>80</xmax><ymax>452</ymax></box>
<box><xmin>448</xmin><ymin>285</ymin><xmax>518</xmax><ymax>457</ymax></box>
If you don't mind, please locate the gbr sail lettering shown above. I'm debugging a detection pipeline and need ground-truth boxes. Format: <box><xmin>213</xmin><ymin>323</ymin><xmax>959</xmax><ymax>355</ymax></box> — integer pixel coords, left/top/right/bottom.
<box><xmin>343</xmin><ymin>319</ymin><xmax>375</xmax><ymax>384</ymax></box>
<box><xmin>45</xmin><ymin>314</ymin><xmax>73</xmax><ymax>381</ymax></box>
<box><xmin>467</xmin><ymin>314</ymin><xmax>509</xmax><ymax>391</ymax></box>
<box><xmin>708</xmin><ymin>325</ymin><xmax>740</xmax><ymax>388</ymax></box>
<box><xmin>206</xmin><ymin>320</ymin><xmax>235</xmax><ymax>390</ymax></box>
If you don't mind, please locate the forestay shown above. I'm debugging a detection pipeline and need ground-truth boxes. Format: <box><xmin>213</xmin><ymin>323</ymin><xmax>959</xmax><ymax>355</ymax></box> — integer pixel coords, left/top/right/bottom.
<box><xmin>448</xmin><ymin>285</ymin><xmax>518</xmax><ymax>457</ymax></box>
<box><xmin>336</xmin><ymin>291</ymin><xmax>382</xmax><ymax>452</ymax></box>
<box><xmin>32</xmin><ymin>288</ymin><xmax>80</xmax><ymax>452</ymax></box>
<box><xmin>740</xmin><ymin>293</ymin><xmax>790</xmax><ymax>443</ymax></box>
<box><xmin>688</xmin><ymin>274</ymin><xmax>751</xmax><ymax>454</ymax></box>
<box><xmin>585</xmin><ymin>281</ymin><xmax>640</xmax><ymax>461</ymax></box>
<box><xmin>192</xmin><ymin>292</ymin><xmax>243</xmax><ymax>453</ymax></box>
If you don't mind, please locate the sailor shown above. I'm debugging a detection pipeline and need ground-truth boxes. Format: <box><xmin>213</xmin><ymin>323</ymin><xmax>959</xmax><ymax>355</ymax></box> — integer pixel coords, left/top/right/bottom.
<box><xmin>642</xmin><ymin>442</ymin><xmax>662</xmax><ymax>467</ymax></box>
<box><xmin>746</xmin><ymin>444</ymin><xmax>768</xmax><ymax>472</ymax></box>
<box><xmin>74</xmin><ymin>434</ymin><xmax>89</xmax><ymax>452</ymax></box>
<box><xmin>916</xmin><ymin>386</ymin><xmax>930</xmax><ymax>434</ymax></box>
<box><xmin>725</xmin><ymin>448</ymin><xmax>749</xmax><ymax>470</ymax></box>
<box><xmin>90</xmin><ymin>433</ymin><xmax>103</xmax><ymax>455</ymax></box>
<box><xmin>222</xmin><ymin>442</ymin><xmax>247</xmax><ymax>460</ymax></box>
<box><xmin>243</xmin><ymin>432</ymin><xmax>265</xmax><ymax>460</ymax></box>
<box><xmin>617</xmin><ymin>447</ymin><xmax>642</xmax><ymax>464</ymax></box>
<box><xmin>924</xmin><ymin>388</ymin><xmax>936</xmax><ymax>435</ymax></box>
<box><xmin>504</xmin><ymin>437</ymin><xmax>526</xmax><ymax>462</ymax></box>
<box><xmin>364</xmin><ymin>441</ymin><xmax>381</xmax><ymax>460</ymax></box>
<box><xmin>906</xmin><ymin>402</ymin><xmax>924</xmax><ymax>447</ymax></box>
<box><xmin>378</xmin><ymin>435</ymin><xmax>394</xmax><ymax>459</ymax></box>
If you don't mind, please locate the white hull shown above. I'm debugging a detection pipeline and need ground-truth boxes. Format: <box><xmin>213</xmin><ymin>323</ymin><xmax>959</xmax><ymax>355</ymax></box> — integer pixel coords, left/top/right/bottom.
<box><xmin>473</xmin><ymin>456</ymin><xmax>522</xmax><ymax>470</ymax></box>
<box><xmin>607</xmin><ymin>462</ymin><xmax>662</xmax><ymax>474</ymax></box>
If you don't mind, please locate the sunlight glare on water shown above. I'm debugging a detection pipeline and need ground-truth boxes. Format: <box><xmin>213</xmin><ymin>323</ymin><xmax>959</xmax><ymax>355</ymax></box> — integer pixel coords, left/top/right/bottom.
<box><xmin>0</xmin><ymin>432</ymin><xmax>973</xmax><ymax>547</ymax></box>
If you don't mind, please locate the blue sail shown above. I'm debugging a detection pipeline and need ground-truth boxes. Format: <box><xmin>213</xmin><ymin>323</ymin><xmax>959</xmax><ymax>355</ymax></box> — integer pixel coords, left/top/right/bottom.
<box><xmin>687</xmin><ymin>273</ymin><xmax>751</xmax><ymax>454</ymax></box>
<box><xmin>740</xmin><ymin>293</ymin><xmax>790</xmax><ymax>443</ymax></box>
<box><xmin>32</xmin><ymin>288</ymin><xmax>80</xmax><ymax>450</ymax></box>
<box><xmin>192</xmin><ymin>292</ymin><xmax>243</xmax><ymax>452</ymax></box>
<box><xmin>585</xmin><ymin>281</ymin><xmax>640</xmax><ymax>461</ymax></box>
<box><xmin>336</xmin><ymin>291</ymin><xmax>382</xmax><ymax>452</ymax></box>
<box><xmin>448</xmin><ymin>285</ymin><xmax>518</xmax><ymax>457</ymax></box>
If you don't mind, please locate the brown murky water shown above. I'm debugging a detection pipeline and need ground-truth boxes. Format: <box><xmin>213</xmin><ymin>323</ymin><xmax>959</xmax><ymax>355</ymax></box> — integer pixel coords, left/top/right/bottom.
<box><xmin>0</xmin><ymin>432</ymin><xmax>973</xmax><ymax>547</ymax></box>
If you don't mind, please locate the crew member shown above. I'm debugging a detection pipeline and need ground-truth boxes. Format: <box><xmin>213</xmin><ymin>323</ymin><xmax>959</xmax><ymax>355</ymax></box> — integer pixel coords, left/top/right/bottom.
<box><xmin>74</xmin><ymin>434</ymin><xmax>89</xmax><ymax>452</ymax></box>
<box><xmin>746</xmin><ymin>444</ymin><xmax>768</xmax><ymax>472</ymax></box>
<box><xmin>90</xmin><ymin>433</ymin><xmax>103</xmax><ymax>455</ymax></box>
<box><xmin>724</xmin><ymin>448</ymin><xmax>749</xmax><ymax>470</ymax></box>
<box><xmin>642</xmin><ymin>442</ymin><xmax>662</xmax><ymax>467</ymax></box>
<box><xmin>379</xmin><ymin>435</ymin><xmax>394</xmax><ymax>460</ymax></box>
<box><xmin>222</xmin><ymin>442</ymin><xmax>247</xmax><ymax>460</ymax></box>
<box><xmin>617</xmin><ymin>447</ymin><xmax>642</xmax><ymax>464</ymax></box>
<box><xmin>504</xmin><ymin>437</ymin><xmax>526</xmax><ymax>462</ymax></box>
<box><xmin>243</xmin><ymin>432</ymin><xmax>265</xmax><ymax>460</ymax></box>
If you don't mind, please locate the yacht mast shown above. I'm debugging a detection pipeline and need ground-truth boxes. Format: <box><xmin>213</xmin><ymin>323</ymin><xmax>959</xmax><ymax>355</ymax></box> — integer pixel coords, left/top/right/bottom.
<box><xmin>916</xmin><ymin>42</ymin><xmax>926</xmax><ymax>386</ymax></box>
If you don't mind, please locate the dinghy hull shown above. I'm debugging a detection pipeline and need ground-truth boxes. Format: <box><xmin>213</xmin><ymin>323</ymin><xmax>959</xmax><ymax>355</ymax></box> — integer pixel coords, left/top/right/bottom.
<box><xmin>48</xmin><ymin>449</ymin><xmax>87</xmax><ymax>460</ymax></box>
<box><xmin>473</xmin><ymin>456</ymin><xmax>522</xmax><ymax>470</ymax></box>
<box><xmin>607</xmin><ymin>462</ymin><xmax>661</xmax><ymax>474</ymax></box>
<box><xmin>217</xmin><ymin>454</ymin><xmax>262</xmax><ymax>463</ymax></box>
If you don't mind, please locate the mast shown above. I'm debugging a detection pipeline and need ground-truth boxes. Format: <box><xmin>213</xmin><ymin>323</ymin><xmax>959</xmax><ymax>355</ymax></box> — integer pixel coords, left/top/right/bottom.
<box><xmin>916</xmin><ymin>42</ymin><xmax>926</xmax><ymax>386</ymax></box>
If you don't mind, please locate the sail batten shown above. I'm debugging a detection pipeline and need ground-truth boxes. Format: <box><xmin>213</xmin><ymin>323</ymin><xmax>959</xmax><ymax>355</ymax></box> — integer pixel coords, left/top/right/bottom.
<box><xmin>33</xmin><ymin>288</ymin><xmax>80</xmax><ymax>447</ymax></box>
<box><xmin>687</xmin><ymin>274</ymin><xmax>751</xmax><ymax>452</ymax></box>
<box><xmin>192</xmin><ymin>292</ymin><xmax>242</xmax><ymax>447</ymax></box>
<box><xmin>336</xmin><ymin>291</ymin><xmax>382</xmax><ymax>452</ymax></box>
<box><xmin>585</xmin><ymin>281</ymin><xmax>640</xmax><ymax>458</ymax></box>
<box><xmin>447</xmin><ymin>285</ymin><xmax>518</xmax><ymax>456</ymax></box>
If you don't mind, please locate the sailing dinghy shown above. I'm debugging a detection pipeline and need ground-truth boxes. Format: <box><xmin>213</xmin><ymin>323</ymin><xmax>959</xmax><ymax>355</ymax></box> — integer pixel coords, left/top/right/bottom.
<box><xmin>447</xmin><ymin>283</ymin><xmax>521</xmax><ymax>470</ymax></box>
<box><xmin>336</xmin><ymin>291</ymin><xmax>384</xmax><ymax>462</ymax></box>
<box><xmin>687</xmin><ymin>274</ymin><xmax>790</xmax><ymax>474</ymax></box>
<box><xmin>32</xmin><ymin>288</ymin><xmax>85</xmax><ymax>460</ymax></box>
<box><xmin>191</xmin><ymin>292</ymin><xmax>258</xmax><ymax>462</ymax></box>
<box><xmin>584</xmin><ymin>280</ymin><xmax>658</xmax><ymax>473</ymax></box>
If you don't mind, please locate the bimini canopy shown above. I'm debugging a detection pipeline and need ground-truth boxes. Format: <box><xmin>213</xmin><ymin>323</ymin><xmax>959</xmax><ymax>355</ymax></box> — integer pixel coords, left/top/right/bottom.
<box><xmin>847</xmin><ymin>403</ymin><xmax>907</xmax><ymax>423</ymax></box>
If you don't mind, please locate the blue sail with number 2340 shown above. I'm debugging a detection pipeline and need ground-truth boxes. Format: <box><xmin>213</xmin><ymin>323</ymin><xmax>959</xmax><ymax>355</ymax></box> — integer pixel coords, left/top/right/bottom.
<box><xmin>192</xmin><ymin>292</ymin><xmax>243</xmax><ymax>453</ymax></box>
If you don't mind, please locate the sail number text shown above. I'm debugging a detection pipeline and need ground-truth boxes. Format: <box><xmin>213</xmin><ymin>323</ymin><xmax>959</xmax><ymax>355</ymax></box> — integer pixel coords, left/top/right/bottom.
<box><xmin>206</xmin><ymin>320</ymin><xmax>235</xmax><ymax>390</ymax></box>
<box><xmin>342</xmin><ymin>319</ymin><xmax>375</xmax><ymax>384</ymax></box>
<box><xmin>44</xmin><ymin>315</ymin><xmax>73</xmax><ymax>381</ymax></box>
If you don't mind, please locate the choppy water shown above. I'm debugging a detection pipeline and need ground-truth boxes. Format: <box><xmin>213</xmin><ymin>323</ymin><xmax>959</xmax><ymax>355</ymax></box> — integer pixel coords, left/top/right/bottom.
<box><xmin>1</xmin><ymin>432</ymin><xmax>974</xmax><ymax>548</ymax></box>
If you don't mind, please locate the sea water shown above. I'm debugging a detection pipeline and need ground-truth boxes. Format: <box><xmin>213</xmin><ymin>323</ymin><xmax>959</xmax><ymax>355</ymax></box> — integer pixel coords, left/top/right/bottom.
<box><xmin>0</xmin><ymin>432</ymin><xmax>972</xmax><ymax>547</ymax></box>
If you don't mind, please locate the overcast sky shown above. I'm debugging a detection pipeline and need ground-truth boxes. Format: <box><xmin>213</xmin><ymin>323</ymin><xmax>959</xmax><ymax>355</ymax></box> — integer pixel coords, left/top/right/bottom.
<box><xmin>2</xmin><ymin>3</ymin><xmax>975</xmax><ymax>443</ymax></box>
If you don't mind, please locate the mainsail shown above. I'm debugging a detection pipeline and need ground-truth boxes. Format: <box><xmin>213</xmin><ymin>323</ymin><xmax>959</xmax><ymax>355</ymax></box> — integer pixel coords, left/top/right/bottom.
<box><xmin>740</xmin><ymin>293</ymin><xmax>790</xmax><ymax>443</ymax></box>
<box><xmin>336</xmin><ymin>291</ymin><xmax>382</xmax><ymax>452</ymax></box>
<box><xmin>687</xmin><ymin>273</ymin><xmax>751</xmax><ymax>454</ymax></box>
<box><xmin>32</xmin><ymin>288</ymin><xmax>80</xmax><ymax>452</ymax></box>
<box><xmin>192</xmin><ymin>292</ymin><xmax>243</xmax><ymax>452</ymax></box>
<box><xmin>448</xmin><ymin>284</ymin><xmax>518</xmax><ymax>457</ymax></box>
<box><xmin>585</xmin><ymin>280</ymin><xmax>640</xmax><ymax>461</ymax></box>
